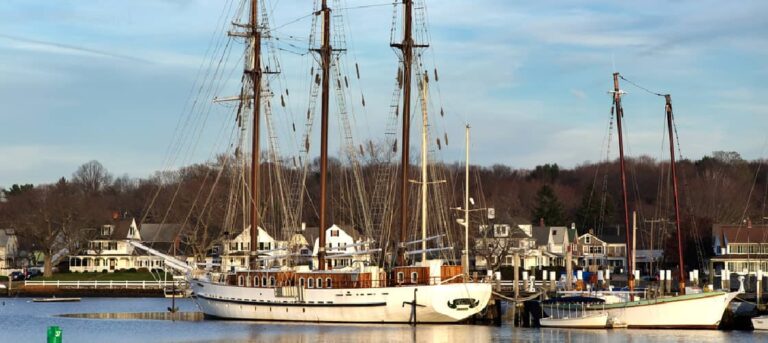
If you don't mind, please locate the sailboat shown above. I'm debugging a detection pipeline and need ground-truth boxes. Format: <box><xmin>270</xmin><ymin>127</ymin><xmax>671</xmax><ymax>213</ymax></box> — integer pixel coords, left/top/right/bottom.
<box><xmin>187</xmin><ymin>0</ymin><xmax>491</xmax><ymax>323</ymax></box>
<box><xmin>543</xmin><ymin>73</ymin><xmax>738</xmax><ymax>329</ymax></box>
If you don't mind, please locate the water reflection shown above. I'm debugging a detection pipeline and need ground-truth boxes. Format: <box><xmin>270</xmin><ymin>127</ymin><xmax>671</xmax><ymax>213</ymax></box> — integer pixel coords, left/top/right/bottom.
<box><xmin>0</xmin><ymin>298</ymin><xmax>759</xmax><ymax>343</ymax></box>
<box><xmin>59</xmin><ymin>311</ymin><xmax>204</xmax><ymax>321</ymax></box>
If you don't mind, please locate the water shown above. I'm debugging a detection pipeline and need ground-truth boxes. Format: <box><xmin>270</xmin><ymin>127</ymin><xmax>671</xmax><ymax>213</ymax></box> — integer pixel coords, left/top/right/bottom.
<box><xmin>0</xmin><ymin>297</ymin><xmax>764</xmax><ymax>342</ymax></box>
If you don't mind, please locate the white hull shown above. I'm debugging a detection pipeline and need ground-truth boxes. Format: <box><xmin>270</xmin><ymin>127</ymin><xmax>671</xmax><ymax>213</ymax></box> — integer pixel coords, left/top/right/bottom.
<box><xmin>545</xmin><ymin>291</ymin><xmax>739</xmax><ymax>329</ymax></box>
<box><xmin>540</xmin><ymin>313</ymin><xmax>607</xmax><ymax>329</ymax></box>
<box><xmin>190</xmin><ymin>279</ymin><xmax>492</xmax><ymax>323</ymax></box>
<box><xmin>753</xmin><ymin>315</ymin><xmax>768</xmax><ymax>330</ymax></box>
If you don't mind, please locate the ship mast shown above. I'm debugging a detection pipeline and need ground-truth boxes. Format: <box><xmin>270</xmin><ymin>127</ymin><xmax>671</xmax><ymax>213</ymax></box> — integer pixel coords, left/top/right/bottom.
<box><xmin>249</xmin><ymin>0</ymin><xmax>263</xmax><ymax>268</ymax></box>
<box><xmin>317</xmin><ymin>0</ymin><xmax>332</xmax><ymax>271</ymax></box>
<box><xmin>418</xmin><ymin>73</ymin><xmax>429</xmax><ymax>263</ymax></box>
<box><xmin>665</xmin><ymin>94</ymin><xmax>686</xmax><ymax>294</ymax></box>
<box><xmin>393</xmin><ymin>0</ymin><xmax>428</xmax><ymax>266</ymax></box>
<box><xmin>612</xmin><ymin>72</ymin><xmax>634</xmax><ymax>294</ymax></box>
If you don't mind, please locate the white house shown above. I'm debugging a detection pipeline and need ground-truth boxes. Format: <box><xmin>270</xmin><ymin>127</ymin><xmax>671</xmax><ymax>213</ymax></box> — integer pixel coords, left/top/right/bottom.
<box><xmin>311</xmin><ymin>224</ymin><xmax>372</xmax><ymax>270</ymax></box>
<box><xmin>68</xmin><ymin>218</ymin><xmax>177</xmax><ymax>273</ymax></box>
<box><xmin>0</xmin><ymin>229</ymin><xmax>18</xmax><ymax>271</ymax></box>
<box><xmin>219</xmin><ymin>226</ymin><xmax>289</xmax><ymax>272</ymax></box>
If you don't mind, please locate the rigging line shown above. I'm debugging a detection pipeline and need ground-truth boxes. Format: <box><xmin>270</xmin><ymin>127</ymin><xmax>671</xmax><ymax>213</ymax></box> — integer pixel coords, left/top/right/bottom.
<box><xmin>338</xmin><ymin>2</ymin><xmax>394</xmax><ymax>10</ymax></box>
<box><xmin>265</xmin><ymin>12</ymin><xmax>314</xmax><ymax>32</ymax></box>
<box><xmin>618</xmin><ymin>75</ymin><xmax>665</xmax><ymax>97</ymax></box>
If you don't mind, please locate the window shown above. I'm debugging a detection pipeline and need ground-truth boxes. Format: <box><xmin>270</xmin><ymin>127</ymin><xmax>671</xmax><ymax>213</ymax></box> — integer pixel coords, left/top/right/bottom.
<box><xmin>397</xmin><ymin>272</ymin><xmax>404</xmax><ymax>283</ymax></box>
<box><xmin>317</xmin><ymin>278</ymin><xmax>323</xmax><ymax>288</ymax></box>
<box><xmin>326</xmin><ymin>278</ymin><xmax>332</xmax><ymax>288</ymax></box>
<box><xmin>411</xmin><ymin>272</ymin><xmax>418</xmax><ymax>283</ymax></box>
<box><xmin>238</xmin><ymin>276</ymin><xmax>244</xmax><ymax>286</ymax></box>
<box><xmin>254</xmin><ymin>276</ymin><xmax>259</xmax><ymax>286</ymax></box>
<box><xmin>308</xmin><ymin>278</ymin><xmax>314</xmax><ymax>288</ymax></box>
<box><xmin>585</xmin><ymin>236</ymin><xmax>591</xmax><ymax>244</ymax></box>
<box><xmin>331</xmin><ymin>230</ymin><xmax>340</xmax><ymax>237</ymax></box>
<box><xmin>262</xmin><ymin>276</ymin><xmax>268</xmax><ymax>287</ymax></box>
<box><xmin>552</xmin><ymin>230</ymin><xmax>557</xmax><ymax>236</ymax></box>
<box><xmin>494</xmin><ymin>225</ymin><xmax>509</xmax><ymax>237</ymax></box>
<box><xmin>299</xmin><ymin>277</ymin><xmax>305</xmax><ymax>288</ymax></box>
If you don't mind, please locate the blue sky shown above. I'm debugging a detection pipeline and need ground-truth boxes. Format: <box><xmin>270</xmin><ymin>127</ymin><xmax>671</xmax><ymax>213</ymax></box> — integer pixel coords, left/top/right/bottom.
<box><xmin>1</xmin><ymin>0</ymin><xmax>767</xmax><ymax>186</ymax></box>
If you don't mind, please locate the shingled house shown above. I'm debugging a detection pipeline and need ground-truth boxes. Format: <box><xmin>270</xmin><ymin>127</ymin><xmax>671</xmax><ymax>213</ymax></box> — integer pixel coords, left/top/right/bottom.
<box><xmin>710</xmin><ymin>222</ymin><xmax>768</xmax><ymax>277</ymax></box>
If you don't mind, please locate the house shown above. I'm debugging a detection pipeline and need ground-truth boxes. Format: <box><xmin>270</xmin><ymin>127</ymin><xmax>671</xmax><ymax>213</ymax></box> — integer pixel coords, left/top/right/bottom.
<box><xmin>574</xmin><ymin>228</ymin><xmax>627</xmax><ymax>272</ymax></box>
<box><xmin>0</xmin><ymin>229</ymin><xmax>18</xmax><ymax>271</ymax></box>
<box><xmin>709</xmin><ymin>222</ymin><xmax>768</xmax><ymax>277</ymax></box>
<box><xmin>68</xmin><ymin>218</ymin><xmax>180</xmax><ymax>273</ymax></box>
<box><xmin>310</xmin><ymin>224</ymin><xmax>372</xmax><ymax>270</ymax></box>
<box><xmin>474</xmin><ymin>223</ymin><xmax>538</xmax><ymax>271</ymax></box>
<box><xmin>218</xmin><ymin>226</ymin><xmax>288</xmax><ymax>272</ymax></box>
<box><xmin>530</xmin><ymin>224</ymin><xmax>578</xmax><ymax>267</ymax></box>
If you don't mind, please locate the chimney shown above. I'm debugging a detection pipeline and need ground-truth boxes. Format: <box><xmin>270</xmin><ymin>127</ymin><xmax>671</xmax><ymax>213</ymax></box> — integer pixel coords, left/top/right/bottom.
<box><xmin>112</xmin><ymin>211</ymin><xmax>120</xmax><ymax>221</ymax></box>
<box><xmin>539</xmin><ymin>218</ymin><xmax>545</xmax><ymax>227</ymax></box>
<box><xmin>571</xmin><ymin>222</ymin><xmax>576</xmax><ymax>230</ymax></box>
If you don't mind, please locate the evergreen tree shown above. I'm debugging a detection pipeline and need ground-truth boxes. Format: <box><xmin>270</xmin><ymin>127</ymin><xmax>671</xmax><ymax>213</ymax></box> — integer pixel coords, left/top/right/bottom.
<box><xmin>531</xmin><ymin>184</ymin><xmax>565</xmax><ymax>226</ymax></box>
<box><xmin>575</xmin><ymin>185</ymin><xmax>614</xmax><ymax>234</ymax></box>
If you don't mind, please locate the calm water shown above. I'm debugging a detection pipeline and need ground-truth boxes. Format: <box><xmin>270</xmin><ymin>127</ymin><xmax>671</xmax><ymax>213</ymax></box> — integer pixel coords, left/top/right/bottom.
<box><xmin>0</xmin><ymin>297</ymin><xmax>763</xmax><ymax>342</ymax></box>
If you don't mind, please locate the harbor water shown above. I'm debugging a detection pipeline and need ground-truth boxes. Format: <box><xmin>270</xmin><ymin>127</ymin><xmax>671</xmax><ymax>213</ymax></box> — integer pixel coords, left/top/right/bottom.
<box><xmin>0</xmin><ymin>297</ymin><xmax>764</xmax><ymax>342</ymax></box>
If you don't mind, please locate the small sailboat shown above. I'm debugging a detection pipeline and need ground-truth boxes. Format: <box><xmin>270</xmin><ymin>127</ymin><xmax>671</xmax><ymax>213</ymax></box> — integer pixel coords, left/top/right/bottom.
<box><xmin>752</xmin><ymin>315</ymin><xmax>768</xmax><ymax>330</ymax></box>
<box><xmin>540</xmin><ymin>297</ymin><xmax>607</xmax><ymax>329</ymax></box>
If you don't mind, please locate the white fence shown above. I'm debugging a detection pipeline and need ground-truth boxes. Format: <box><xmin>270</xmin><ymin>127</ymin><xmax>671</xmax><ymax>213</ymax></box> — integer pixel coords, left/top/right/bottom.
<box><xmin>24</xmin><ymin>280</ymin><xmax>185</xmax><ymax>289</ymax></box>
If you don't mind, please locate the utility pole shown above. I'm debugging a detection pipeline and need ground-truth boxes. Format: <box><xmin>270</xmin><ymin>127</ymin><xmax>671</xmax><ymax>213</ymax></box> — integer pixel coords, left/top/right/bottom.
<box><xmin>665</xmin><ymin>94</ymin><xmax>686</xmax><ymax>294</ymax></box>
<box><xmin>317</xmin><ymin>0</ymin><xmax>332</xmax><ymax>270</ymax></box>
<box><xmin>462</xmin><ymin>125</ymin><xmax>470</xmax><ymax>276</ymax></box>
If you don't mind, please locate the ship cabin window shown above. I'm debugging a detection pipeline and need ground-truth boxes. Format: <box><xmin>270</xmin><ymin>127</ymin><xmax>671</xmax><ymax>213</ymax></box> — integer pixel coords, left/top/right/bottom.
<box><xmin>397</xmin><ymin>272</ymin><xmax>404</xmax><ymax>284</ymax></box>
<box><xmin>238</xmin><ymin>275</ymin><xmax>244</xmax><ymax>286</ymax></box>
<box><xmin>317</xmin><ymin>277</ymin><xmax>323</xmax><ymax>288</ymax></box>
<box><xmin>299</xmin><ymin>277</ymin><xmax>305</xmax><ymax>288</ymax></box>
<box><xmin>308</xmin><ymin>278</ymin><xmax>315</xmax><ymax>288</ymax></box>
<box><xmin>326</xmin><ymin>278</ymin><xmax>332</xmax><ymax>288</ymax></box>
<box><xmin>270</xmin><ymin>276</ymin><xmax>276</xmax><ymax>287</ymax></box>
<box><xmin>411</xmin><ymin>272</ymin><xmax>418</xmax><ymax>284</ymax></box>
<box><xmin>253</xmin><ymin>276</ymin><xmax>259</xmax><ymax>286</ymax></box>
<box><xmin>262</xmin><ymin>276</ymin><xmax>268</xmax><ymax>287</ymax></box>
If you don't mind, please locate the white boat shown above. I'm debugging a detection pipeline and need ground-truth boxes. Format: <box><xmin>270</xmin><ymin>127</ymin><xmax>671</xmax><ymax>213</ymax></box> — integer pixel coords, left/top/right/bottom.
<box><xmin>32</xmin><ymin>297</ymin><xmax>81</xmax><ymax>303</ymax></box>
<box><xmin>180</xmin><ymin>0</ymin><xmax>493</xmax><ymax>324</ymax></box>
<box><xmin>540</xmin><ymin>312</ymin><xmax>608</xmax><ymax>329</ymax></box>
<box><xmin>752</xmin><ymin>315</ymin><xmax>768</xmax><ymax>330</ymax></box>
<box><xmin>544</xmin><ymin>291</ymin><xmax>739</xmax><ymax>329</ymax></box>
<box><xmin>191</xmin><ymin>276</ymin><xmax>491</xmax><ymax>323</ymax></box>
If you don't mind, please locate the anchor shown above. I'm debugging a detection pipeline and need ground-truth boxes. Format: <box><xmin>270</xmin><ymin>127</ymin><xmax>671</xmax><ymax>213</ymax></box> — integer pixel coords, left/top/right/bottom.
<box><xmin>402</xmin><ymin>289</ymin><xmax>425</xmax><ymax>325</ymax></box>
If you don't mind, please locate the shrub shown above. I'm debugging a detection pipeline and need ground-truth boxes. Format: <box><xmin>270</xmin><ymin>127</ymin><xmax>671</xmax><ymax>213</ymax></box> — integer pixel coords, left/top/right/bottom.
<box><xmin>137</xmin><ymin>268</ymin><xmax>150</xmax><ymax>273</ymax></box>
<box><xmin>101</xmin><ymin>269</ymin><xmax>108</xmax><ymax>273</ymax></box>
<box><xmin>127</xmin><ymin>268</ymin><xmax>137</xmax><ymax>273</ymax></box>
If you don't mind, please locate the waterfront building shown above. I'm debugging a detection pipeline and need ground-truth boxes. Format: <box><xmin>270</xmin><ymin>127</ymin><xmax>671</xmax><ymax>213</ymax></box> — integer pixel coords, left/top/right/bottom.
<box><xmin>573</xmin><ymin>228</ymin><xmax>627</xmax><ymax>272</ymax></box>
<box><xmin>710</xmin><ymin>222</ymin><xmax>768</xmax><ymax>276</ymax></box>
<box><xmin>0</xmin><ymin>229</ymin><xmax>18</xmax><ymax>272</ymax></box>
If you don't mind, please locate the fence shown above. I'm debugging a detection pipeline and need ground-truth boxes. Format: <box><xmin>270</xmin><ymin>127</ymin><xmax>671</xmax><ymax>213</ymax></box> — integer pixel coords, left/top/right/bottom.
<box><xmin>24</xmin><ymin>280</ymin><xmax>186</xmax><ymax>289</ymax></box>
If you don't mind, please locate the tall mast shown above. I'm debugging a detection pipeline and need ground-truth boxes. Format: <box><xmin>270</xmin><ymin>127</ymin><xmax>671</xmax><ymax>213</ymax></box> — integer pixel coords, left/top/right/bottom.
<box><xmin>249</xmin><ymin>0</ymin><xmax>262</xmax><ymax>267</ymax></box>
<box><xmin>395</xmin><ymin>0</ymin><xmax>415</xmax><ymax>266</ymax></box>
<box><xmin>317</xmin><ymin>0</ymin><xmax>332</xmax><ymax>271</ymax></box>
<box><xmin>462</xmin><ymin>125</ymin><xmax>470</xmax><ymax>276</ymax></box>
<box><xmin>612</xmin><ymin>72</ymin><xmax>633</xmax><ymax>292</ymax></box>
<box><xmin>419</xmin><ymin>73</ymin><xmax>429</xmax><ymax>263</ymax></box>
<box><xmin>665</xmin><ymin>94</ymin><xmax>686</xmax><ymax>294</ymax></box>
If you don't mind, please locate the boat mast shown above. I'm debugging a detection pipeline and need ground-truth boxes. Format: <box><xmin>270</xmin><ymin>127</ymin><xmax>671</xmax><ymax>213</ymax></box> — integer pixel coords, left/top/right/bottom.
<box><xmin>419</xmin><ymin>72</ymin><xmax>429</xmax><ymax>263</ymax></box>
<box><xmin>612</xmin><ymin>72</ymin><xmax>634</xmax><ymax>292</ymax></box>
<box><xmin>665</xmin><ymin>94</ymin><xmax>686</xmax><ymax>294</ymax></box>
<box><xmin>394</xmin><ymin>0</ymin><xmax>415</xmax><ymax>266</ymax></box>
<box><xmin>462</xmin><ymin>125</ymin><xmax>470</xmax><ymax>276</ymax></box>
<box><xmin>249</xmin><ymin>0</ymin><xmax>263</xmax><ymax>268</ymax></box>
<box><xmin>317</xmin><ymin>0</ymin><xmax>332</xmax><ymax>271</ymax></box>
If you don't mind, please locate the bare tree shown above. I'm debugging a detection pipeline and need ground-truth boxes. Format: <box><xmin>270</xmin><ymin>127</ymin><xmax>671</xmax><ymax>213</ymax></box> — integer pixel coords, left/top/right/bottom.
<box><xmin>72</xmin><ymin>160</ymin><xmax>113</xmax><ymax>194</ymax></box>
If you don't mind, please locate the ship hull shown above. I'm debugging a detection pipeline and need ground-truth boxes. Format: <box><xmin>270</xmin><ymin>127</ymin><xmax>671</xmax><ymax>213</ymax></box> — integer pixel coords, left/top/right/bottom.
<box><xmin>544</xmin><ymin>291</ymin><xmax>738</xmax><ymax>329</ymax></box>
<box><xmin>190</xmin><ymin>279</ymin><xmax>492</xmax><ymax>323</ymax></box>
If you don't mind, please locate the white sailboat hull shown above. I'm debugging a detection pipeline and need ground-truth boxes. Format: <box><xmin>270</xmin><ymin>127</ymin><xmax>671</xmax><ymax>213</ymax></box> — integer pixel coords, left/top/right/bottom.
<box><xmin>540</xmin><ymin>313</ymin><xmax>608</xmax><ymax>329</ymax></box>
<box><xmin>753</xmin><ymin>315</ymin><xmax>768</xmax><ymax>330</ymax></box>
<box><xmin>190</xmin><ymin>279</ymin><xmax>492</xmax><ymax>323</ymax></box>
<box><xmin>545</xmin><ymin>291</ymin><xmax>739</xmax><ymax>329</ymax></box>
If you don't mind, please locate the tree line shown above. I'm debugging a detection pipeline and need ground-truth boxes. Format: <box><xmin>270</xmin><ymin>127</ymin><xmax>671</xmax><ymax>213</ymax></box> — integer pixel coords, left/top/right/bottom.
<box><xmin>1</xmin><ymin>151</ymin><xmax>766</xmax><ymax>275</ymax></box>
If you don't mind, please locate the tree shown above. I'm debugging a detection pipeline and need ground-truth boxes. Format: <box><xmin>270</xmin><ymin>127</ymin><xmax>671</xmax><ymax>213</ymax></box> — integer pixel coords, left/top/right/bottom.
<box><xmin>72</xmin><ymin>160</ymin><xmax>113</xmax><ymax>194</ymax></box>
<box><xmin>531</xmin><ymin>184</ymin><xmax>565</xmax><ymax>226</ymax></box>
<box><xmin>2</xmin><ymin>184</ymin><xmax>34</xmax><ymax>197</ymax></box>
<box><xmin>575</xmin><ymin>185</ymin><xmax>614</xmax><ymax>234</ymax></box>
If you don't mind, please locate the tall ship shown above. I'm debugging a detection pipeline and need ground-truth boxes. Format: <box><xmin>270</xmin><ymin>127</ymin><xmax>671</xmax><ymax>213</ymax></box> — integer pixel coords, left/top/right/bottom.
<box><xmin>174</xmin><ymin>0</ymin><xmax>492</xmax><ymax>323</ymax></box>
<box><xmin>543</xmin><ymin>73</ymin><xmax>738</xmax><ymax>329</ymax></box>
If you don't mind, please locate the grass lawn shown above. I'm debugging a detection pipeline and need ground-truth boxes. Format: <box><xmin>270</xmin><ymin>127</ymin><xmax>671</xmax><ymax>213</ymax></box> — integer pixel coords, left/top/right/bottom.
<box><xmin>0</xmin><ymin>276</ymin><xmax>7</xmax><ymax>281</ymax></box>
<box><xmin>33</xmin><ymin>271</ymin><xmax>173</xmax><ymax>282</ymax></box>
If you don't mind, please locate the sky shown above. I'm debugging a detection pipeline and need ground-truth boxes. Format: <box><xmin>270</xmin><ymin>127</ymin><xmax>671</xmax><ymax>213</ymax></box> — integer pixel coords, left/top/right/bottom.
<box><xmin>1</xmin><ymin>0</ymin><xmax>767</xmax><ymax>187</ymax></box>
